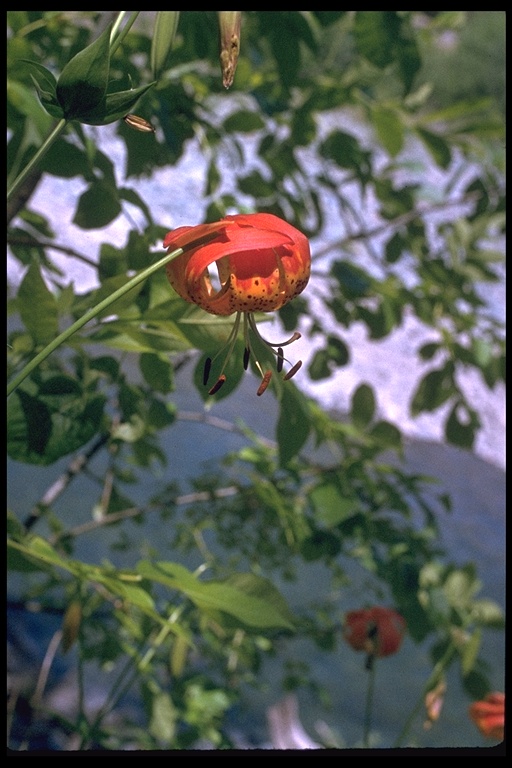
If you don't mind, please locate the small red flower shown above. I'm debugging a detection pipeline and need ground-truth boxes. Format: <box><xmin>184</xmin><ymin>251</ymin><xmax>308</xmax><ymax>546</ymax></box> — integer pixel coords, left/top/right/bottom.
<box><xmin>343</xmin><ymin>606</ymin><xmax>406</xmax><ymax>658</ymax></box>
<box><xmin>164</xmin><ymin>213</ymin><xmax>311</xmax><ymax>395</ymax></box>
<box><xmin>469</xmin><ymin>692</ymin><xmax>505</xmax><ymax>741</ymax></box>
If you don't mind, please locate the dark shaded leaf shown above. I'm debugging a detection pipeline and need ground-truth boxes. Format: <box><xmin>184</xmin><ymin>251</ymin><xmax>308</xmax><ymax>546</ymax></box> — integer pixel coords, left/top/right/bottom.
<box><xmin>56</xmin><ymin>24</ymin><xmax>111</xmax><ymax>119</ymax></box>
<box><xmin>351</xmin><ymin>383</ymin><xmax>375</xmax><ymax>428</ymax></box>
<box><xmin>73</xmin><ymin>178</ymin><xmax>121</xmax><ymax>229</ymax></box>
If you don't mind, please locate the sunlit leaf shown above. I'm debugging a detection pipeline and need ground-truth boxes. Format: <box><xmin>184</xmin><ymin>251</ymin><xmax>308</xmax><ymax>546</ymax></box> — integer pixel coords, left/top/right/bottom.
<box><xmin>277</xmin><ymin>382</ymin><xmax>310</xmax><ymax>466</ymax></box>
<box><xmin>17</xmin><ymin>262</ymin><xmax>59</xmax><ymax>344</ymax></box>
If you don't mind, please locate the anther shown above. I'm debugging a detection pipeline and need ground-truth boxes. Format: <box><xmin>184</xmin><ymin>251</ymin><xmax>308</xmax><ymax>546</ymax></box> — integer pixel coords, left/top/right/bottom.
<box><xmin>208</xmin><ymin>375</ymin><xmax>226</xmax><ymax>395</ymax></box>
<box><xmin>257</xmin><ymin>370</ymin><xmax>272</xmax><ymax>396</ymax></box>
<box><xmin>203</xmin><ymin>357</ymin><xmax>212</xmax><ymax>386</ymax></box>
<box><xmin>277</xmin><ymin>347</ymin><xmax>284</xmax><ymax>373</ymax></box>
<box><xmin>283</xmin><ymin>360</ymin><xmax>302</xmax><ymax>381</ymax></box>
<box><xmin>243</xmin><ymin>346</ymin><xmax>251</xmax><ymax>371</ymax></box>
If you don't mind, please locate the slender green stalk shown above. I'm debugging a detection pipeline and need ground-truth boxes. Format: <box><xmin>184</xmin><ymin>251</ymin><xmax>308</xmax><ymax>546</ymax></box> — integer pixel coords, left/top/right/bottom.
<box><xmin>110</xmin><ymin>11</ymin><xmax>140</xmax><ymax>56</ymax></box>
<box><xmin>7</xmin><ymin>118</ymin><xmax>67</xmax><ymax>202</ymax></box>
<box><xmin>392</xmin><ymin>643</ymin><xmax>456</xmax><ymax>748</ymax></box>
<box><xmin>363</xmin><ymin>657</ymin><xmax>376</xmax><ymax>748</ymax></box>
<box><xmin>7</xmin><ymin>248</ymin><xmax>183</xmax><ymax>397</ymax></box>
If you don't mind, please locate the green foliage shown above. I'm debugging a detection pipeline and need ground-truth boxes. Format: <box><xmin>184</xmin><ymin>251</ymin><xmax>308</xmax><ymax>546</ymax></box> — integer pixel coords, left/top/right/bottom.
<box><xmin>7</xmin><ymin>10</ymin><xmax>504</xmax><ymax>751</ymax></box>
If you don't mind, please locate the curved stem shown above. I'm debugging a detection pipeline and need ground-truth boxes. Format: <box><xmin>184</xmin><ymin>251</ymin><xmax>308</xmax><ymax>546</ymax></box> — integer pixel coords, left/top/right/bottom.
<box><xmin>7</xmin><ymin>118</ymin><xmax>67</xmax><ymax>202</ymax></box>
<box><xmin>7</xmin><ymin>247</ymin><xmax>183</xmax><ymax>397</ymax></box>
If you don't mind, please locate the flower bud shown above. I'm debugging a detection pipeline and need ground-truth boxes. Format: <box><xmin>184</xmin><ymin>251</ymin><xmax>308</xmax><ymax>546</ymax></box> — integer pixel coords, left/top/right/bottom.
<box><xmin>151</xmin><ymin>11</ymin><xmax>180</xmax><ymax>79</ymax></box>
<box><xmin>218</xmin><ymin>11</ymin><xmax>241</xmax><ymax>89</ymax></box>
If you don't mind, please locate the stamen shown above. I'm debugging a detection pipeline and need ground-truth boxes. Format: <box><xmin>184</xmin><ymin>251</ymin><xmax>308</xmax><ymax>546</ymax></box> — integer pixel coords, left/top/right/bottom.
<box><xmin>283</xmin><ymin>360</ymin><xmax>302</xmax><ymax>380</ymax></box>
<box><xmin>208</xmin><ymin>375</ymin><xmax>227</xmax><ymax>395</ymax></box>
<box><xmin>277</xmin><ymin>347</ymin><xmax>284</xmax><ymax>373</ymax></box>
<box><xmin>243</xmin><ymin>346</ymin><xmax>251</xmax><ymax>371</ymax></box>
<box><xmin>257</xmin><ymin>370</ymin><xmax>272</xmax><ymax>396</ymax></box>
<box><xmin>247</xmin><ymin>314</ymin><xmax>301</xmax><ymax>348</ymax></box>
<box><xmin>203</xmin><ymin>357</ymin><xmax>212</xmax><ymax>385</ymax></box>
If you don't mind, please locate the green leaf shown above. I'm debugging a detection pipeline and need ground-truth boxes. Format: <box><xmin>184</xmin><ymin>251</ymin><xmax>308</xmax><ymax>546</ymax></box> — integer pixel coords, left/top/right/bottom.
<box><xmin>351</xmin><ymin>383</ymin><xmax>375</xmax><ymax>428</ymax></box>
<box><xmin>136</xmin><ymin>561</ymin><xmax>295</xmax><ymax>630</ymax></box>
<box><xmin>8</xmin><ymin>389</ymin><xmax>52</xmax><ymax>457</ymax></box>
<box><xmin>470</xmin><ymin>599</ymin><xmax>505</xmax><ymax>629</ymax></box>
<box><xmin>445</xmin><ymin>401</ymin><xmax>479</xmax><ymax>449</ymax></box>
<box><xmin>461</xmin><ymin>628</ymin><xmax>482</xmax><ymax>677</ymax></box>
<box><xmin>310</xmin><ymin>482</ymin><xmax>358</xmax><ymax>527</ymax></box>
<box><xmin>416</xmin><ymin>127</ymin><xmax>452</xmax><ymax>169</ymax></box>
<box><xmin>354</xmin><ymin>12</ymin><xmax>420</xmax><ymax>93</ymax></box>
<box><xmin>308</xmin><ymin>348</ymin><xmax>331</xmax><ymax>381</ymax></box>
<box><xmin>78</xmin><ymin>82</ymin><xmax>156</xmax><ymax>126</ymax></box>
<box><xmin>238</xmin><ymin>170</ymin><xmax>276</xmax><ymax>198</ymax></box>
<box><xmin>73</xmin><ymin>178</ymin><xmax>121</xmax><ymax>229</ymax></box>
<box><xmin>276</xmin><ymin>382</ymin><xmax>311</xmax><ymax>466</ymax></box>
<box><xmin>56</xmin><ymin>23</ymin><xmax>112</xmax><ymax>120</ymax></box>
<box><xmin>373</xmin><ymin>107</ymin><xmax>405</xmax><ymax>157</ymax></box>
<box><xmin>17</xmin><ymin>262</ymin><xmax>59</xmax><ymax>344</ymax></box>
<box><xmin>354</xmin><ymin>11</ymin><xmax>401</xmax><ymax>69</ymax></box>
<box><xmin>7</xmin><ymin>377</ymin><xmax>106</xmax><ymax>465</ymax></box>
<box><xmin>223</xmin><ymin>110</ymin><xmax>265</xmax><ymax>133</ymax></box>
<box><xmin>411</xmin><ymin>364</ymin><xmax>455</xmax><ymax>415</ymax></box>
<box><xmin>20</xmin><ymin>60</ymin><xmax>63</xmax><ymax>119</ymax></box>
<box><xmin>139</xmin><ymin>353</ymin><xmax>174</xmax><ymax>394</ymax></box>
<box><xmin>369</xmin><ymin>420</ymin><xmax>402</xmax><ymax>450</ymax></box>
<box><xmin>331</xmin><ymin>260</ymin><xmax>372</xmax><ymax>298</ymax></box>
<box><xmin>319</xmin><ymin>130</ymin><xmax>371</xmax><ymax>182</ymax></box>
<box><xmin>149</xmin><ymin>691</ymin><xmax>177</xmax><ymax>743</ymax></box>
<box><xmin>39</xmin><ymin>136</ymin><xmax>91</xmax><ymax>178</ymax></box>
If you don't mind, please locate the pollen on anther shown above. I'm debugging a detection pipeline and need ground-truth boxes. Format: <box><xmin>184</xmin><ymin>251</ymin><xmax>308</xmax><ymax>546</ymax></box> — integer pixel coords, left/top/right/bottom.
<box><xmin>283</xmin><ymin>360</ymin><xmax>302</xmax><ymax>381</ymax></box>
<box><xmin>257</xmin><ymin>370</ymin><xmax>272</xmax><ymax>396</ymax></box>
<box><xmin>208</xmin><ymin>374</ymin><xmax>226</xmax><ymax>395</ymax></box>
<box><xmin>203</xmin><ymin>357</ymin><xmax>212</xmax><ymax>385</ymax></box>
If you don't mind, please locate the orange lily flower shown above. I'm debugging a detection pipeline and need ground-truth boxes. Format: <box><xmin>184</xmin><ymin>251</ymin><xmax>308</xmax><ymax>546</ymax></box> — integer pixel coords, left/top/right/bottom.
<box><xmin>343</xmin><ymin>606</ymin><xmax>406</xmax><ymax>659</ymax></box>
<box><xmin>164</xmin><ymin>213</ymin><xmax>311</xmax><ymax>395</ymax></box>
<box><xmin>469</xmin><ymin>692</ymin><xmax>505</xmax><ymax>741</ymax></box>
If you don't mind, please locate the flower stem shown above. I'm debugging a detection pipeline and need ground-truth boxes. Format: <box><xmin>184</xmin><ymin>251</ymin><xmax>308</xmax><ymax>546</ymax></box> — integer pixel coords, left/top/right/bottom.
<box><xmin>110</xmin><ymin>11</ymin><xmax>140</xmax><ymax>56</ymax></box>
<box><xmin>392</xmin><ymin>642</ymin><xmax>456</xmax><ymax>748</ymax></box>
<box><xmin>7</xmin><ymin>247</ymin><xmax>183</xmax><ymax>397</ymax></box>
<box><xmin>7</xmin><ymin>118</ymin><xmax>68</xmax><ymax>202</ymax></box>
<box><xmin>363</xmin><ymin>656</ymin><xmax>376</xmax><ymax>748</ymax></box>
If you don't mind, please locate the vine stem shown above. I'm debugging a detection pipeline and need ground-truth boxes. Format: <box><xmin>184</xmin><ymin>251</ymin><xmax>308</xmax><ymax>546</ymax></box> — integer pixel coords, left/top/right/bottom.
<box><xmin>7</xmin><ymin>247</ymin><xmax>184</xmax><ymax>398</ymax></box>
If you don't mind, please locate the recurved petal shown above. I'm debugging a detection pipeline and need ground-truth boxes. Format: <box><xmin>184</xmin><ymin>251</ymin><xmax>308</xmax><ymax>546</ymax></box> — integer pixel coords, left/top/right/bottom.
<box><xmin>163</xmin><ymin>220</ymin><xmax>228</xmax><ymax>252</ymax></box>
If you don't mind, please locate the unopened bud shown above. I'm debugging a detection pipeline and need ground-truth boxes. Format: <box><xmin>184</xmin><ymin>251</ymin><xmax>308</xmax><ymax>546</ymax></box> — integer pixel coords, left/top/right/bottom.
<box><xmin>218</xmin><ymin>11</ymin><xmax>241</xmax><ymax>89</ymax></box>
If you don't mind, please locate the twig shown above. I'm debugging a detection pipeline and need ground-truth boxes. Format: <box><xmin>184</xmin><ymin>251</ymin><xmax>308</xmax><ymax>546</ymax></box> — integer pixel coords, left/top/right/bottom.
<box><xmin>7</xmin><ymin>235</ymin><xmax>98</xmax><ymax>269</ymax></box>
<box><xmin>312</xmin><ymin>191</ymin><xmax>482</xmax><ymax>262</ymax></box>
<box><xmin>49</xmin><ymin>485</ymin><xmax>240</xmax><ymax>545</ymax></box>
<box><xmin>23</xmin><ymin>433</ymin><xmax>110</xmax><ymax>532</ymax></box>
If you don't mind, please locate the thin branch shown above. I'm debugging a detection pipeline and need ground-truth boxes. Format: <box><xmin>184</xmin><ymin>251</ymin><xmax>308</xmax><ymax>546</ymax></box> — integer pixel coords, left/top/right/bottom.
<box><xmin>7</xmin><ymin>235</ymin><xmax>98</xmax><ymax>269</ymax></box>
<box><xmin>49</xmin><ymin>485</ymin><xmax>240</xmax><ymax>545</ymax></box>
<box><xmin>312</xmin><ymin>191</ymin><xmax>482</xmax><ymax>263</ymax></box>
<box><xmin>23</xmin><ymin>433</ymin><xmax>110</xmax><ymax>532</ymax></box>
<box><xmin>177</xmin><ymin>410</ymin><xmax>277</xmax><ymax>450</ymax></box>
